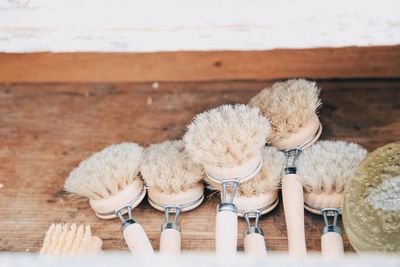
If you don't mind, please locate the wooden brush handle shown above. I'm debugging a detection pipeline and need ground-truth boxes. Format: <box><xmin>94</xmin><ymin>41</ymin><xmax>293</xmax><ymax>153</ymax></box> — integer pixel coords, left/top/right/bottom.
<box><xmin>282</xmin><ymin>173</ymin><xmax>307</xmax><ymax>257</ymax></box>
<box><xmin>321</xmin><ymin>232</ymin><xmax>344</xmax><ymax>258</ymax></box>
<box><xmin>160</xmin><ymin>228</ymin><xmax>181</xmax><ymax>254</ymax></box>
<box><xmin>244</xmin><ymin>233</ymin><xmax>267</xmax><ymax>256</ymax></box>
<box><xmin>215</xmin><ymin>210</ymin><xmax>238</xmax><ymax>255</ymax></box>
<box><xmin>123</xmin><ymin>223</ymin><xmax>154</xmax><ymax>254</ymax></box>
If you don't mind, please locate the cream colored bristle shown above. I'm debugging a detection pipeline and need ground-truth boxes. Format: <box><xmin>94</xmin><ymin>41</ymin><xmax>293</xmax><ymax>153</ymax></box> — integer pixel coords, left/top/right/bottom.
<box><xmin>40</xmin><ymin>223</ymin><xmax>101</xmax><ymax>256</ymax></box>
<box><xmin>183</xmin><ymin>104</ymin><xmax>271</xmax><ymax>167</ymax></box>
<box><xmin>140</xmin><ymin>140</ymin><xmax>204</xmax><ymax>194</ymax></box>
<box><xmin>206</xmin><ymin>146</ymin><xmax>284</xmax><ymax>196</ymax></box>
<box><xmin>249</xmin><ymin>79</ymin><xmax>321</xmax><ymax>142</ymax></box>
<box><xmin>64</xmin><ymin>143</ymin><xmax>143</xmax><ymax>200</ymax></box>
<box><xmin>297</xmin><ymin>140</ymin><xmax>367</xmax><ymax>194</ymax></box>
<box><xmin>238</xmin><ymin>146</ymin><xmax>285</xmax><ymax>197</ymax></box>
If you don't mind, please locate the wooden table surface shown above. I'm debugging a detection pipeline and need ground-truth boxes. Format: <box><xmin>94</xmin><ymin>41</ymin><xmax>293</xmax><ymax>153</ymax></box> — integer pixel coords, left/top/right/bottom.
<box><xmin>0</xmin><ymin>79</ymin><xmax>399</xmax><ymax>253</ymax></box>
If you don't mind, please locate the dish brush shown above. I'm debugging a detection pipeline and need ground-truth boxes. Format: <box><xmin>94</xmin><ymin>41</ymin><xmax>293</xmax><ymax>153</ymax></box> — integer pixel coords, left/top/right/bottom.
<box><xmin>64</xmin><ymin>143</ymin><xmax>153</xmax><ymax>254</ymax></box>
<box><xmin>141</xmin><ymin>140</ymin><xmax>204</xmax><ymax>254</ymax></box>
<box><xmin>296</xmin><ymin>140</ymin><xmax>367</xmax><ymax>258</ymax></box>
<box><xmin>249</xmin><ymin>79</ymin><xmax>322</xmax><ymax>256</ymax></box>
<box><xmin>184</xmin><ymin>104</ymin><xmax>271</xmax><ymax>255</ymax></box>
<box><xmin>343</xmin><ymin>142</ymin><xmax>400</xmax><ymax>252</ymax></box>
<box><xmin>40</xmin><ymin>223</ymin><xmax>102</xmax><ymax>257</ymax></box>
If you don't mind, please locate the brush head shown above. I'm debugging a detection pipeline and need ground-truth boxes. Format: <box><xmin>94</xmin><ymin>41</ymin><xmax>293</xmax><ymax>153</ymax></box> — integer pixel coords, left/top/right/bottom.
<box><xmin>238</xmin><ymin>146</ymin><xmax>284</xmax><ymax>197</ymax></box>
<box><xmin>64</xmin><ymin>143</ymin><xmax>146</xmax><ymax>219</ymax></box>
<box><xmin>343</xmin><ymin>142</ymin><xmax>400</xmax><ymax>252</ymax></box>
<box><xmin>40</xmin><ymin>223</ymin><xmax>102</xmax><ymax>257</ymax></box>
<box><xmin>141</xmin><ymin>140</ymin><xmax>205</xmax><ymax>211</ymax></box>
<box><xmin>296</xmin><ymin>140</ymin><xmax>367</xmax><ymax>213</ymax></box>
<box><xmin>207</xmin><ymin>146</ymin><xmax>284</xmax><ymax>215</ymax></box>
<box><xmin>249</xmin><ymin>79</ymin><xmax>322</xmax><ymax>149</ymax></box>
<box><xmin>184</xmin><ymin>104</ymin><xmax>270</xmax><ymax>182</ymax></box>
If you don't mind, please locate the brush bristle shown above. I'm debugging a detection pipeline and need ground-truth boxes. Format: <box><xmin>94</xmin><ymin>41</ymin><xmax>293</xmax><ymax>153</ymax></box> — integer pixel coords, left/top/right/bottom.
<box><xmin>140</xmin><ymin>140</ymin><xmax>204</xmax><ymax>194</ymax></box>
<box><xmin>40</xmin><ymin>224</ymin><xmax>99</xmax><ymax>256</ymax></box>
<box><xmin>206</xmin><ymin>146</ymin><xmax>284</xmax><ymax>196</ymax></box>
<box><xmin>249</xmin><ymin>79</ymin><xmax>321</xmax><ymax>142</ymax></box>
<box><xmin>183</xmin><ymin>104</ymin><xmax>271</xmax><ymax>167</ymax></box>
<box><xmin>64</xmin><ymin>143</ymin><xmax>143</xmax><ymax>200</ymax></box>
<box><xmin>238</xmin><ymin>146</ymin><xmax>285</xmax><ymax>197</ymax></box>
<box><xmin>297</xmin><ymin>140</ymin><xmax>367</xmax><ymax>194</ymax></box>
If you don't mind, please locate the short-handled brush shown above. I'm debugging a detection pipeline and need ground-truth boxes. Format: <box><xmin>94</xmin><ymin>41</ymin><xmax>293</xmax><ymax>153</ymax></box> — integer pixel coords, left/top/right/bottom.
<box><xmin>184</xmin><ymin>104</ymin><xmax>271</xmax><ymax>255</ymax></box>
<box><xmin>40</xmin><ymin>223</ymin><xmax>102</xmax><ymax>256</ymax></box>
<box><xmin>64</xmin><ymin>143</ymin><xmax>153</xmax><ymax>254</ymax></box>
<box><xmin>249</xmin><ymin>79</ymin><xmax>322</xmax><ymax>257</ymax></box>
<box><xmin>296</xmin><ymin>140</ymin><xmax>367</xmax><ymax>258</ymax></box>
<box><xmin>140</xmin><ymin>140</ymin><xmax>205</xmax><ymax>254</ymax></box>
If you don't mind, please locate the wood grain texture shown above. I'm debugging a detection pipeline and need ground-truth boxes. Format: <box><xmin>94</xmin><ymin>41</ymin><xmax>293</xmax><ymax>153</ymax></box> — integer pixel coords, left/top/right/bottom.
<box><xmin>0</xmin><ymin>79</ymin><xmax>399</xmax><ymax>253</ymax></box>
<box><xmin>1</xmin><ymin>46</ymin><xmax>400</xmax><ymax>83</ymax></box>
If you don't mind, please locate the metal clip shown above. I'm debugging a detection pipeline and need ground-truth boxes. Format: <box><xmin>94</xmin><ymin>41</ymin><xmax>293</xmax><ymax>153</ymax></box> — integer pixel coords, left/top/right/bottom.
<box><xmin>244</xmin><ymin>210</ymin><xmax>264</xmax><ymax>236</ymax></box>
<box><xmin>284</xmin><ymin>148</ymin><xmax>301</xmax><ymax>174</ymax></box>
<box><xmin>115</xmin><ymin>205</ymin><xmax>137</xmax><ymax>232</ymax></box>
<box><xmin>321</xmin><ymin>208</ymin><xmax>342</xmax><ymax>235</ymax></box>
<box><xmin>162</xmin><ymin>206</ymin><xmax>182</xmax><ymax>232</ymax></box>
<box><xmin>217</xmin><ymin>180</ymin><xmax>238</xmax><ymax>213</ymax></box>
<box><xmin>220</xmin><ymin>179</ymin><xmax>239</xmax><ymax>204</ymax></box>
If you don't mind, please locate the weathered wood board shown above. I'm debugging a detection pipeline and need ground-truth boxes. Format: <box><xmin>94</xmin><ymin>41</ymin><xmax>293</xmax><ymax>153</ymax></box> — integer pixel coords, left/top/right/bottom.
<box><xmin>1</xmin><ymin>46</ymin><xmax>400</xmax><ymax>83</ymax></box>
<box><xmin>0</xmin><ymin>79</ymin><xmax>399</xmax><ymax>253</ymax></box>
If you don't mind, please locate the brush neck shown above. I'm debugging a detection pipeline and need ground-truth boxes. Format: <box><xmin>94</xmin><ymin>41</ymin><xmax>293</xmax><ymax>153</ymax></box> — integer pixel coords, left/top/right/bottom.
<box><xmin>303</xmin><ymin>191</ymin><xmax>343</xmax><ymax>215</ymax></box>
<box><xmin>272</xmin><ymin>113</ymin><xmax>322</xmax><ymax>150</ymax></box>
<box><xmin>147</xmin><ymin>183</ymin><xmax>205</xmax><ymax>212</ymax></box>
<box><xmin>89</xmin><ymin>179</ymin><xmax>146</xmax><ymax>219</ymax></box>
<box><xmin>234</xmin><ymin>191</ymin><xmax>279</xmax><ymax>217</ymax></box>
<box><xmin>204</xmin><ymin>152</ymin><xmax>263</xmax><ymax>183</ymax></box>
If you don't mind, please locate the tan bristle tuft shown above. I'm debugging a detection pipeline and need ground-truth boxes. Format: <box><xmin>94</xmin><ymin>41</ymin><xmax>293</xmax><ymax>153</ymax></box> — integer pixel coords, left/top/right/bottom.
<box><xmin>206</xmin><ymin>146</ymin><xmax>284</xmax><ymax>197</ymax></box>
<box><xmin>238</xmin><ymin>146</ymin><xmax>285</xmax><ymax>197</ymax></box>
<box><xmin>297</xmin><ymin>140</ymin><xmax>367</xmax><ymax>194</ymax></box>
<box><xmin>64</xmin><ymin>143</ymin><xmax>143</xmax><ymax>200</ymax></box>
<box><xmin>183</xmin><ymin>104</ymin><xmax>271</xmax><ymax>167</ymax></box>
<box><xmin>140</xmin><ymin>140</ymin><xmax>204</xmax><ymax>194</ymax></box>
<box><xmin>249</xmin><ymin>79</ymin><xmax>321</xmax><ymax>142</ymax></box>
<box><xmin>40</xmin><ymin>223</ymin><xmax>101</xmax><ymax>256</ymax></box>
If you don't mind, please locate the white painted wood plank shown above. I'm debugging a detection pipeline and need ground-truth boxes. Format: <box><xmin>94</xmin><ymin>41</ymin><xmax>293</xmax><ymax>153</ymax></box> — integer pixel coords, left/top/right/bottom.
<box><xmin>0</xmin><ymin>0</ymin><xmax>399</xmax><ymax>52</ymax></box>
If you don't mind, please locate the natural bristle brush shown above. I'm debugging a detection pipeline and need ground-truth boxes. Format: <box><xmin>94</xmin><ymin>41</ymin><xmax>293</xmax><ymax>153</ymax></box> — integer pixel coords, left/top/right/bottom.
<box><xmin>296</xmin><ymin>140</ymin><xmax>367</xmax><ymax>258</ymax></box>
<box><xmin>249</xmin><ymin>79</ymin><xmax>322</xmax><ymax>256</ymax></box>
<box><xmin>64</xmin><ymin>143</ymin><xmax>154</xmax><ymax>254</ymax></box>
<box><xmin>184</xmin><ymin>104</ymin><xmax>271</xmax><ymax>255</ymax></box>
<box><xmin>209</xmin><ymin>146</ymin><xmax>284</xmax><ymax>256</ymax></box>
<box><xmin>40</xmin><ymin>223</ymin><xmax>102</xmax><ymax>257</ymax></box>
<box><xmin>140</xmin><ymin>140</ymin><xmax>205</xmax><ymax>254</ymax></box>
<box><xmin>343</xmin><ymin>142</ymin><xmax>400</xmax><ymax>252</ymax></box>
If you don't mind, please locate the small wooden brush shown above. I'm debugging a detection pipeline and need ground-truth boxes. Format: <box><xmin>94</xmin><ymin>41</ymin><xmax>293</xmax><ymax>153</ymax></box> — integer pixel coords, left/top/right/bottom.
<box><xmin>184</xmin><ymin>104</ymin><xmax>271</xmax><ymax>255</ymax></box>
<box><xmin>64</xmin><ymin>143</ymin><xmax>153</xmax><ymax>254</ymax></box>
<box><xmin>40</xmin><ymin>223</ymin><xmax>102</xmax><ymax>257</ymax></box>
<box><xmin>296</xmin><ymin>140</ymin><xmax>367</xmax><ymax>258</ymax></box>
<box><xmin>140</xmin><ymin>140</ymin><xmax>204</xmax><ymax>254</ymax></box>
<box><xmin>249</xmin><ymin>79</ymin><xmax>322</xmax><ymax>257</ymax></box>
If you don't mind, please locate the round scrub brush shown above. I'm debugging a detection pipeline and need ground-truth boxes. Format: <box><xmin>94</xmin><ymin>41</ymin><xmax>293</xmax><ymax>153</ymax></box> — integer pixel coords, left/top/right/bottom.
<box><xmin>64</xmin><ymin>143</ymin><xmax>153</xmax><ymax>254</ymax></box>
<box><xmin>235</xmin><ymin>146</ymin><xmax>284</xmax><ymax>256</ymax></box>
<box><xmin>249</xmin><ymin>79</ymin><xmax>322</xmax><ymax>256</ymax></box>
<box><xmin>40</xmin><ymin>223</ymin><xmax>102</xmax><ymax>257</ymax></box>
<box><xmin>296</xmin><ymin>140</ymin><xmax>367</xmax><ymax>258</ymax></box>
<box><xmin>184</xmin><ymin>104</ymin><xmax>271</xmax><ymax>255</ymax></box>
<box><xmin>140</xmin><ymin>140</ymin><xmax>205</xmax><ymax>254</ymax></box>
<box><xmin>343</xmin><ymin>142</ymin><xmax>400</xmax><ymax>252</ymax></box>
